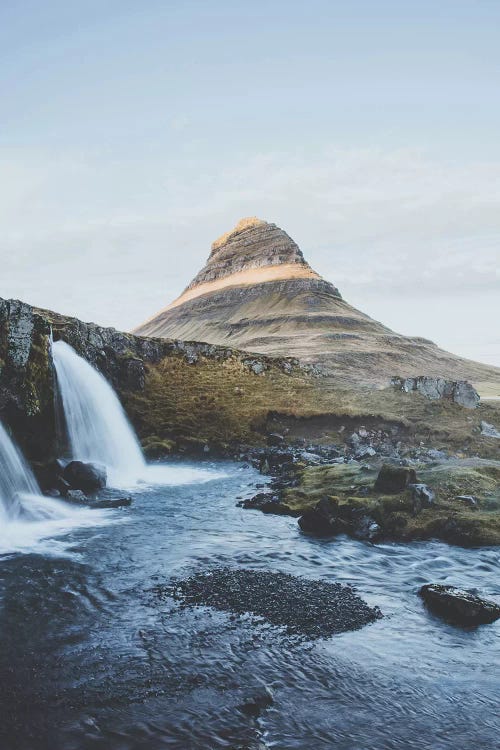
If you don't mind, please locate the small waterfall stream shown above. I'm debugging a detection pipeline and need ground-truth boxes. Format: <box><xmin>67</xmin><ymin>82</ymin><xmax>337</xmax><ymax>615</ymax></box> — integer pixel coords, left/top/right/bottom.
<box><xmin>51</xmin><ymin>340</ymin><xmax>221</xmax><ymax>489</ymax></box>
<box><xmin>0</xmin><ymin>420</ymin><xmax>101</xmax><ymax>556</ymax></box>
<box><xmin>52</xmin><ymin>340</ymin><xmax>146</xmax><ymax>487</ymax></box>
<box><xmin>0</xmin><ymin>421</ymin><xmax>41</xmax><ymax>522</ymax></box>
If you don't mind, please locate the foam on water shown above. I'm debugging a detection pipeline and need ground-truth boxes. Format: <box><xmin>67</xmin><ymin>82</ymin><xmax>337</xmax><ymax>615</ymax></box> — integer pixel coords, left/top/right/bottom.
<box><xmin>0</xmin><ymin>420</ymin><xmax>110</xmax><ymax>556</ymax></box>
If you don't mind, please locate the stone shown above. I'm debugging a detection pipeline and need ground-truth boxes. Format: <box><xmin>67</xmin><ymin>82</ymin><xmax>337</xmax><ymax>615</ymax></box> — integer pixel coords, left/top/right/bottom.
<box><xmin>355</xmin><ymin>446</ymin><xmax>376</xmax><ymax>459</ymax></box>
<box><xmin>353</xmin><ymin>515</ymin><xmax>381</xmax><ymax>541</ymax></box>
<box><xmin>63</xmin><ymin>461</ymin><xmax>107</xmax><ymax>491</ymax></box>
<box><xmin>239</xmin><ymin>687</ymin><xmax>274</xmax><ymax>718</ymax></box>
<box><xmin>65</xmin><ymin>489</ymin><xmax>88</xmax><ymax>504</ymax></box>
<box><xmin>299</xmin><ymin>451</ymin><xmax>322</xmax><ymax>464</ymax></box>
<box><xmin>392</xmin><ymin>376</ymin><xmax>479</xmax><ymax>409</ymax></box>
<box><xmin>374</xmin><ymin>464</ymin><xmax>417</xmax><ymax>494</ymax></box>
<box><xmin>455</xmin><ymin>495</ymin><xmax>477</xmax><ymax>506</ymax></box>
<box><xmin>298</xmin><ymin>497</ymin><xmax>339</xmax><ymax>536</ymax></box>
<box><xmin>480</xmin><ymin>421</ymin><xmax>500</xmax><ymax>439</ymax></box>
<box><xmin>408</xmin><ymin>483</ymin><xmax>435</xmax><ymax>512</ymax></box>
<box><xmin>419</xmin><ymin>584</ymin><xmax>500</xmax><ymax>625</ymax></box>
<box><xmin>267</xmin><ymin>433</ymin><xmax>284</xmax><ymax>447</ymax></box>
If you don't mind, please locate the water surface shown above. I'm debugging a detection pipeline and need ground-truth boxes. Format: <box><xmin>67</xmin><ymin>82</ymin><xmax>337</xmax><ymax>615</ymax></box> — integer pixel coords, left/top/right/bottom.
<box><xmin>0</xmin><ymin>460</ymin><xmax>498</xmax><ymax>750</ymax></box>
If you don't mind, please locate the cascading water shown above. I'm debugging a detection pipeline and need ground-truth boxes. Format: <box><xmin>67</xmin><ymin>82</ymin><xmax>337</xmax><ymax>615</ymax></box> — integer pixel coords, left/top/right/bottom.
<box><xmin>52</xmin><ymin>340</ymin><xmax>146</xmax><ymax>487</ymax></box>
<box><xmin>52</xmin><ymin>340</ymin><xmax>223</xmax><ymax>488</ymax></box>
<box><xmin>0</xmin><ymin>421</ymin><xmax>41</xmax><ymax>522</ymax></box>
<box><xmin>0</xmin><ymin>420</ymin><xmax>104</xmax><ymax>556</ymax></box>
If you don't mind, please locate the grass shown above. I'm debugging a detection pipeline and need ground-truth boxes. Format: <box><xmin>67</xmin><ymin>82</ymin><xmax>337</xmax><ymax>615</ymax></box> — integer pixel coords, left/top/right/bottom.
<box><xmin>283</xmin><ymin>460</ymin><xmax>500</xmax><ymax>546</ymax></box>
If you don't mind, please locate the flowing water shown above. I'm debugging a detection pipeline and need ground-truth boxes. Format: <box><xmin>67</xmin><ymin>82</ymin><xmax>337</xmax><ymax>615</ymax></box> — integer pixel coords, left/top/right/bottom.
<box><xmin>52</xmin><ymin>340</ymin><xmax>146</xmax><ymax>487</ymax></box>
<box><xmin>51</xmin><ymin>340</ymin><xmax>212</xmax><ymax>489</ymax></box>
<box><xmin>0</xmin><ymin>420</ymin><xmax>107</xmax><ymax>557</ymax></box>
<box><xmin>0</xmin><ymin>460</ymin><xmax>498</xmax><ymax>750</ymax></box>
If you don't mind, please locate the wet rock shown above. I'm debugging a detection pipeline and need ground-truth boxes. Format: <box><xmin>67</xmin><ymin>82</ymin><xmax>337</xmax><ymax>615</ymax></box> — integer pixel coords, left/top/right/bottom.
<box><xmin>298</xmin><ymin>497</ymin><xmax>339</xmax><ymax>536</ymax></box>
<box><xmin>355</xmin><ymin>446</ymin><xmax>376</xmax><ymax>460</ymax></box>
<box><xmin>299</xmin><ymin>451</ymin><xmax>322</xmax><ymax>464</ymax></box>
<box><xmin>65</xmin><ymin>489</ymin><xmax>88</xmax><ymax>504</ymax></box>
<box><xmin>455</xmin><ymin>495</ymin><xmax>477</xmax><ymax>506</ymax></box>
<box><xmin>238</xmin><ymin>687</ymin><xmax>274</xmax><ymax>718</ymax></box>
<box><xmin>374</xmin><ymin>464</ymin><xmax>417</xmax><ymax>494</ymax></box>
<box><xmin>480</xmin><ymin>421</ymin><xmax>500</xmax><ymax>439</ymax></box>
<box><xmin>353</xmin><ymin>515</ymin><xmax>381</xmax><ymax>541</ymax></box>
<box><xmin>408</xmin><ymin>483</ymin><xmax>435</xmax><ymax>513</ymax></box>
<box><xmin>419</xmin><ymin>584</ymin><xmax>500</xmax><ymax>625</ymax></box>
<box><xmin>44</xmin><ymin>489</ymin><xmax>61</xmax><ymax>498</ymax></box>
<box><xmin>267</xmin><ymin>433</ymin><xmax>284</xmax><ymax>447</ymax></box>
<box><xmin>162</xmin><ymin>567</ymin><xmax>382</xmax><ymax>638</ymax></box>
<box><xmin>63</xmin><ymin>461</ymin><xmax>107</xmax><ymax>491</ymax></box>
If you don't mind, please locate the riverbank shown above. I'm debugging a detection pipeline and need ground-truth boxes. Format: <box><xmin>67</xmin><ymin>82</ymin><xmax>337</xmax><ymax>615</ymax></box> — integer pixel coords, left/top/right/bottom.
<box><xmin>237</xmin><ymin>438</ymin><xmax>500</xmax><ymax>547</ymax></box>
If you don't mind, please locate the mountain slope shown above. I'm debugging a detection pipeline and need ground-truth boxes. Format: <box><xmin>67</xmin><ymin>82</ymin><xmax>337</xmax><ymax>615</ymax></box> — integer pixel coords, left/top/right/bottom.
<box><xmin>134</xmin><ymin>218</ymin><xmax>500</xmax><ymax>392</ymax></box>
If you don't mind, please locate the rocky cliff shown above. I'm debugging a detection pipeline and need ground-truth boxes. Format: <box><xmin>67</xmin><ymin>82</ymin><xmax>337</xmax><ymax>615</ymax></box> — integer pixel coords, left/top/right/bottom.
<box><xmin>0</xmin><ymin>296</ymin><xmax>314</xmax><ymax>460</ymax></box>
<box><xmin>134</xmin><ymin>218</ymin><xmax>500</xmax><ymax>393</ymax></box>
<box><xmin>2</xmin><ymin>295</ymin><xmax>499</xmax><ymax>465</ymax></box>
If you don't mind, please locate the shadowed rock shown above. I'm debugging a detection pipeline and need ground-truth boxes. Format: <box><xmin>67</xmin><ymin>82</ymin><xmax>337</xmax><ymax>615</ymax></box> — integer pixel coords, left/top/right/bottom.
<box><xmin>420</xmin><ymin>584</ymin><xmax>500</xmax><ymax>625</ymax></box>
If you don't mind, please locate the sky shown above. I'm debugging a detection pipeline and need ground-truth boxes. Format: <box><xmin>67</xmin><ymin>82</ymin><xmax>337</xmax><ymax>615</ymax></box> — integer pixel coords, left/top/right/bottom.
<box><xmin>1</xmin><ymin>0</ymin><xmax>499</xmax><ymax>366</ymax></box>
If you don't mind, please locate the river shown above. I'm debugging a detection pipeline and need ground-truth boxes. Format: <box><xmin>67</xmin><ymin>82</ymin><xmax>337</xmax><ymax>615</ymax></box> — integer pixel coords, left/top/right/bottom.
<box><xmin>0</xmin><ymin>459</ymin><xmax>498</xmax><ymax>750</ymax></box>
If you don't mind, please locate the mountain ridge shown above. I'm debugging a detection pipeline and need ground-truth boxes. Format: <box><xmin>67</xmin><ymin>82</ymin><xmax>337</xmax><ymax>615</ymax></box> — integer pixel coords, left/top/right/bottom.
<box><xmin>134</xmin><ymin>218</ymin><xmax>500</xmax><ymax>393</ymax></box>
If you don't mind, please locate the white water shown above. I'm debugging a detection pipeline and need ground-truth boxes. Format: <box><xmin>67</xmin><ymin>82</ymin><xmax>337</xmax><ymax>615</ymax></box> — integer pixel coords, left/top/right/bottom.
<box><xmin>52</xmin><ymin>340</ymin><xmax>224</xmax><ymax>488</ymax></box>
<box><xmin>0</xmin><ymin>420</ymin><xmax>104</xmax><ymax>556</ymax></box>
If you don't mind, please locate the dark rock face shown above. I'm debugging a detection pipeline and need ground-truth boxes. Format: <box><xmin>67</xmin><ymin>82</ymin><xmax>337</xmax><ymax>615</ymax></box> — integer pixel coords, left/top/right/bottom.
<box><xmin>374</xmin><ymin>464</ymin><xmax>417</xmax><ymax>494</ymax></box>
<box><xmin>63</xmin><ymin>461</ymin><xmax>107</xmax><ymax>492</ymax></box>
<box><xmin>298</xmin><ymin>497</ymin><xmax>339</xmax><ymax>536</ymax></box>
<box><xmin>392</xmin><ymin>376</ymin><xmax>480</xmax><ymax>409</ymax></box>
<box><xmin>157</xmin><ymin>567</ymin><xmax>382</xmax><ymax>638</ymax></box>
<box><xmin>419</xmin><ymin>584</ymin><xmax>500</xmax><ymax>625</ymax></box>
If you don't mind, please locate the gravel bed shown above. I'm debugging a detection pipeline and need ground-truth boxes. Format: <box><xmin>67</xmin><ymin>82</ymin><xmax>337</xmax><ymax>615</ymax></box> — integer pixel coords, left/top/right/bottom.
<box><xmin>155</xmin><ymin>567</ymin><xmax>382</xmax><ymax>639</ymax></box>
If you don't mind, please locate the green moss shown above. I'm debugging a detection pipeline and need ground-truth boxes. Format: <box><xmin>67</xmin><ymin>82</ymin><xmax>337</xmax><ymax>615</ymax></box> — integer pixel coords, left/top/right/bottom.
<box><xmin>283</xmin><ymin>460</ymin><xmax>500</xmax><ymax>546</ymax></box>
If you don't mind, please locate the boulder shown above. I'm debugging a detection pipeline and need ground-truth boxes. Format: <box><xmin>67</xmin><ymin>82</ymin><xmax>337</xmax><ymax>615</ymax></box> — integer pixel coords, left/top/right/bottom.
<box><xmin>267</xmin><ymin>433</ymin><xmax>284</xmax><ymax>447</ymax></box>
<box><xmin>298</xmin><ymin>497</ymin><xmax>339</xmax><ymax>536</ymax></box>
<box><xmin>455</xmin><ymin>495</ymin><xmax>477</xmax><ymax>506</ymax></box>
<box><xmin>480</xmin><ymin>421</ymin><xmax>500</xmax><ymax>439</ymax></box>
<box><xmin>392</xmin><ymin>376</ymin><xmax>479</xmax><ymax>409</ymax></box>
<box><xmin>374</xmin><ymin>464</ymin><xmax>417</xmax><ymax>494</ymax></box>
<box><xmin>63</xmin><ymin>461</ymin><xmax>107</xmax><ymax>491</ymax></box>
<box><xmin>419</xmin><ymin>584</ymin><xmax>500</xmax><ymax>625</ymax></box>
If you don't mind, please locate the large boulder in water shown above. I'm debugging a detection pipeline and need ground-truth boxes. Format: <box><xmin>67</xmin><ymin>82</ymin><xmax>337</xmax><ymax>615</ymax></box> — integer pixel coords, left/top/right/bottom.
<box><xmin>419</xmin><ymin>584</ymin><xmax>500</xmax><ymax>625</ymax></box>
<box><xmin>63</xmin><ymin>461</ymin><xmax>107</xmax><ymax>491</ymax></box>
<box><xmin>298</xmin><ymin>497</ymin><xmax>340</xmax><ymax>536</ymax></box>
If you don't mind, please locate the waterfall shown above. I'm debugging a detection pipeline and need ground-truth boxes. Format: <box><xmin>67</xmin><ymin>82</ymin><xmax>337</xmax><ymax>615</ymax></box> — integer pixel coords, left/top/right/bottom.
<box><xmin>0</xmin><ymin>421</ymin><xmax>41</xmax><ymax>521</ymax></box>
<box><xmin>0</xmin><ymin>419</ymin><xmax>106</xmax><ymax>556</ymax></box>
<box><xmin>52</xmin><ymin>340</ymin><xmax>146</xmax><ymax>487</ymax></box>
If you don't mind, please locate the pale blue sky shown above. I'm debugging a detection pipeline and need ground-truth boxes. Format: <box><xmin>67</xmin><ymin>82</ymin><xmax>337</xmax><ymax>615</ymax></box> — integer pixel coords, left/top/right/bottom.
<box><xmin>1</xmin><ymin>1</ymin><xmax>499</xmax><ymax>366</ymax></box>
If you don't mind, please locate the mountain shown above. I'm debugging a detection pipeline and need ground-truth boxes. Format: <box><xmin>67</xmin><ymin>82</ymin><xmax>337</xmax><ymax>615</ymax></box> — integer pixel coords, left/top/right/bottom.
<box><xmin>134</xmin><ymin>217</ymin><xmax>500</xmax><ymax>392</ymax></box>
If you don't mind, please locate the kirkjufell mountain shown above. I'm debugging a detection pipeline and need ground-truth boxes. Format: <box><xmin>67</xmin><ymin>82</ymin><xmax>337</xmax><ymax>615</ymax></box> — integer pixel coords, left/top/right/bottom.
<box><xmin>135</xmin><ymin>217</ymin><xmax>500</xmax><ymax>390</ymax></box>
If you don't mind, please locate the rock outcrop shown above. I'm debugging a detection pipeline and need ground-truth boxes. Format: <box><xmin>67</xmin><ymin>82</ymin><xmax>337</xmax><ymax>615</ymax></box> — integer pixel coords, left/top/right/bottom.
<box><xmin>391</xmin><ymin>376</ymin><xmax>480</xmax><ymax>409</ymax></box>
<box><xmin>134</xmin><ymin>218</ymin><xmax>500</xmax><ymax>391</ymax></box>
<box><xmin>0</xmin><ymin>299</ymin><xmax>312</xmax><ymax>462</ymax></box>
